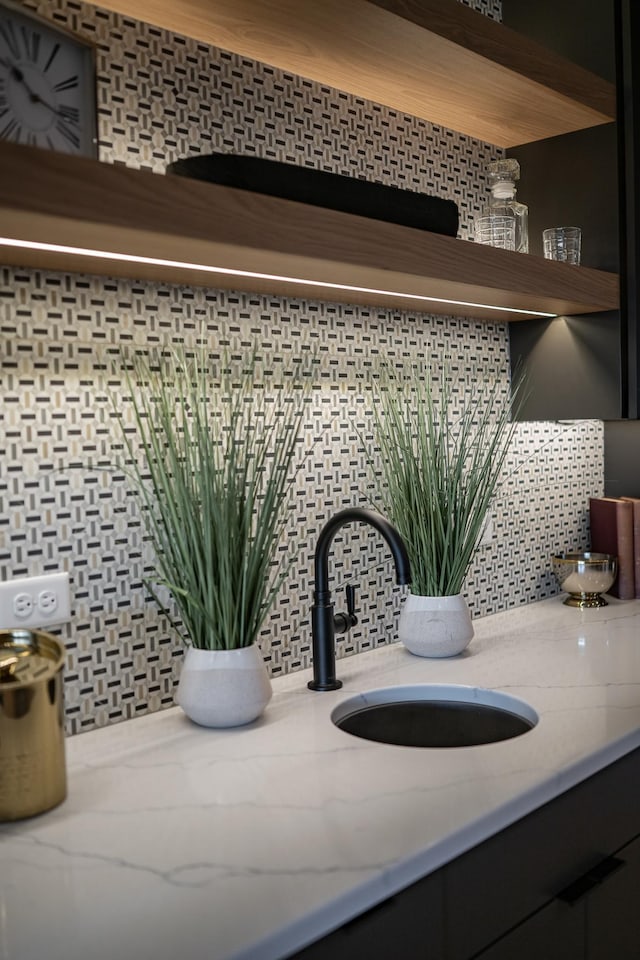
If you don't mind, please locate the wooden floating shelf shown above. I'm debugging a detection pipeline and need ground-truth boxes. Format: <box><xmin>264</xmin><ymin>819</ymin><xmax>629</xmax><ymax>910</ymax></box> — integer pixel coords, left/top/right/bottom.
<box><xmin>0</xmin><ymin>143</ymin><xmax>619</xmax><ymax>323</ymax></box>
<box><xmin>86</xmin><ymin>0</ymin><xmax>616</xmax><ymax>147</ymax></box>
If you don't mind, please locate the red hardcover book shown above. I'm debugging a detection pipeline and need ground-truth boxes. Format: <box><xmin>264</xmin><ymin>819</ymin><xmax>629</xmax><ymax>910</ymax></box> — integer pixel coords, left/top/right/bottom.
<box><xmin>621</xmin><ymin>497</ymin><xmax>640</xmax><ymax>599</ymax></box>
<box><xmin>589</xmin><ymin>497</ymin><xmax>635</xmax><ymax>600</ymax></box>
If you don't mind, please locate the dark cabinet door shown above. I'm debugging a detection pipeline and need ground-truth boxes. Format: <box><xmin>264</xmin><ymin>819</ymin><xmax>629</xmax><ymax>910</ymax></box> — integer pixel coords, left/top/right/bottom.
<box><xmin>290</xmin><ymin>751</ymin><xmax>640</xmax><ymax>960</ymax></box>
<box><xmin>587</xmin><ymin>834</ymin><xmax>640</xmax><ymax>960</ymax></box>
<box><xmin>468</xmin><ymin>837</ymin><xmax>640</xmax><ymax>960</ymax></box>
<box><xmin>287</xmin><ymin>871</ymin><xmax>444</xmax><ymax>960</ymax></box>
<box><xmin>444</xmin><ymin>749</ymin><xmax>640</xmax><ymax>960</ymax></box>
<box><xmin>473</xmin><ymin>900</ymin><xmax>585</xmax><ymax>960</ymax></box>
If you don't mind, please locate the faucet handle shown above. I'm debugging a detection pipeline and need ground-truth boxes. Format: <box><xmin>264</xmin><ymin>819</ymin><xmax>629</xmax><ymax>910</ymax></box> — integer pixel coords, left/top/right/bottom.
<box><xmin>346</xmin><ymin>583</ymin><xmax>356</xmax><ymax>618</ymax></box>
<box><xmin>333</xmin><ymin>583</ymin><xmax>358</xmax><ymax>634</ymax></box>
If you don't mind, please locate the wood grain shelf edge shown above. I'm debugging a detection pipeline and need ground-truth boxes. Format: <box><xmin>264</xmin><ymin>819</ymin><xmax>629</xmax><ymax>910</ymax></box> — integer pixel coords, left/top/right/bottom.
<box><xmin>0</xmin><ymin>144</ymin><xmax>619</xmax><ymax>323</ymax></box>
<box><xmin>81</xmin><ymin>0</ymin><xmax>616</xmax><ymax>147</ymax></box>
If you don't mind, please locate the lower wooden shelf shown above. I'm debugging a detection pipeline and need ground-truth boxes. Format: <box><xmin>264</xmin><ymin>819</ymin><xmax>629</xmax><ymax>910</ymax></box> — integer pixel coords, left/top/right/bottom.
<box><xmin>0</xmin><ymin>143</ymin><xmax>619</xmax><ymax>323</ymax></box>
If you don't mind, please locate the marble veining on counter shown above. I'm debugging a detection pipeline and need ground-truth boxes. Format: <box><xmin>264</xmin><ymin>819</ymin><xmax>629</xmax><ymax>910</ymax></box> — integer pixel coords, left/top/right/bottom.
<box><xmin>2</xmin><ymin>597</ymin><xmax>640</xmax><ymax>960</ymax></box>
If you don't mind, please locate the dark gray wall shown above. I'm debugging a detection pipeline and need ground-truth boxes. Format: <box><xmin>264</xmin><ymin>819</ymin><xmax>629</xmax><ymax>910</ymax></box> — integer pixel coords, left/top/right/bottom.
<box><xmin>604</xmin><ymin>421</ymin><xmax>640</xmax><ymax>498</ymax></box>
<box><xmin>504</xmin><ymin>0</ymin><xmax>623</xmax><ymax>423</ymax></box>
<box><xmin>505</xmin><ymin>0</ymin><xmax>640</xmax><ymax>512</ymax></box>
<box><xmin>502</xmin><ymin>0</ymin><xmax>615</xmax><ymax>81</ymax></box>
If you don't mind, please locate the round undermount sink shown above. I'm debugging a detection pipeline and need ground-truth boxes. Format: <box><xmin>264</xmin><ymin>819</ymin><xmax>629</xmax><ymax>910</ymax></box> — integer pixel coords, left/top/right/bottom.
<box><xmin>331</xmin><ymin>684</ymin><xmax>538</xmax><ymax>748</ymax></box>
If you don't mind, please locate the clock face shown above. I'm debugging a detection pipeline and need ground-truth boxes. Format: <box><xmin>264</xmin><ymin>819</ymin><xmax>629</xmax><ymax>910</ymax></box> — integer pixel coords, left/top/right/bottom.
<box><xmin>0</xmin><ymin>1</ymin><xmax>97</xmax><ymax>156</ymax></box>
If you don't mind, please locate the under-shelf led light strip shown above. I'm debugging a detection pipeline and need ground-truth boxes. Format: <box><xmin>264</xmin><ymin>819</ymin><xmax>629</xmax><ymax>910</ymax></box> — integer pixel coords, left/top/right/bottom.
<box><xmin>0</xmin><ymin>237</ymin><xmax>556</xmax><ymax>318</ymax></box>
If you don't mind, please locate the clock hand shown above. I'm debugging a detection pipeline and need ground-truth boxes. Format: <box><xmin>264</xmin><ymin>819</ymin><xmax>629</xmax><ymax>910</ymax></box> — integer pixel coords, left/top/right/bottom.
<box><xmin>9</xmin><ymin>64</ymin><xmax>62</xmax><ymax>118</ymax></box>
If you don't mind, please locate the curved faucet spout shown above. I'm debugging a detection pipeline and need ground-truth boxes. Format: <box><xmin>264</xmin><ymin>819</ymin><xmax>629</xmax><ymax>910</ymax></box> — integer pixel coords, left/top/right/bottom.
<box><xmin>308</xmin><ymin>507</ymin><xmax>411</xmax><ymax>691</ymax></box>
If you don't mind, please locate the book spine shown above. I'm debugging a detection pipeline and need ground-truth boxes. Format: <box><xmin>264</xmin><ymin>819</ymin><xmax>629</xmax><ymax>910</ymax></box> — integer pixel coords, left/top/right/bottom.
<box><xmin>621</xmin><ymin>498</ymin><xmax>640</xmax><ymax>599</ymax></box>
<box><xmin>589</xmin><ymin>498</ymin><xmax>635</xmax><ymax>600</ymax></box>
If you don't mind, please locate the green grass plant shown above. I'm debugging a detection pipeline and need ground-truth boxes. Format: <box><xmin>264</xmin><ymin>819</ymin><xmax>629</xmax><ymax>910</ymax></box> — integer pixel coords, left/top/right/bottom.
<box><xmin>365</xmin><ymin>368</ymin><xmax>521</xmax><ymax>597</ymax></box>
<box><xmin>114</xmin><ymin>345</ymin><xmax>308</xmax><ymax>650</ymax></box>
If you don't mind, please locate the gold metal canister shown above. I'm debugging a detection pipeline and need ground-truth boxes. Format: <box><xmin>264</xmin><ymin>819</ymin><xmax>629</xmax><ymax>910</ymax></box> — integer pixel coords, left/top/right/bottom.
<box><xmin>0</xmin><ymin>629</ymin><xmax>67</xmax><ymax>821</ymax></box>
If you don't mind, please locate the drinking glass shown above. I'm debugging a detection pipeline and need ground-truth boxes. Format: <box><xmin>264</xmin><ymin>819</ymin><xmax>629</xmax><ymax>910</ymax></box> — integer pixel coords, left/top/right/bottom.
<box><xmin>542</xmin><ymin>227</ymin><xmax>582</xmax><ymax>265</ymax></box>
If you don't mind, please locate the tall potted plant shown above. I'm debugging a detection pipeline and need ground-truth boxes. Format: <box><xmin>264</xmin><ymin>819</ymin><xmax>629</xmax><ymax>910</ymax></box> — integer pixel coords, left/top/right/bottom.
<box><xmin>365</xmin><ymin>368</ymin><xmax>521</xmax><ymax>658</ymax></box>
<box><xmin>114</xmin><ymin>345</ymin><xmax>308</xmax><ymax>726</ymax></box>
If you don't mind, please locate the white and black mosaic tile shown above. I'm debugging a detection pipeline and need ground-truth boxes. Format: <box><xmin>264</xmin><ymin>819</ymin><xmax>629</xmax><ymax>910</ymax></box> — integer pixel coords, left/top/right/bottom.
<box><xmin>0</xmin><ymin>0</ymin><xmax>603</xmax><ymax>734</ymax></box>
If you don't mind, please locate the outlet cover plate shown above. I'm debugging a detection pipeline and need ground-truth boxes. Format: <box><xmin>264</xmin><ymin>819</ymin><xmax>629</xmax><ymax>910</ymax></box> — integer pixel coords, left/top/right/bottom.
<box><xmin>0</xmin><ymin>573</ymin><xmax>71</xmax><ymax>630</ymax></box>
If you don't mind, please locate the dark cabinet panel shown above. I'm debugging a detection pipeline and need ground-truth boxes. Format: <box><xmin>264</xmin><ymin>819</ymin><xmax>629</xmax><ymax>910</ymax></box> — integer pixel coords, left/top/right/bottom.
<box><xmin>587</xmin><ymin>834</ymin><xmax>640</xmax><ymax>960</ymax></box>
<box><xmin>503</xmin><ymin>0</ymin><xmax>633</xmax><ymax>421</ymax></box>
<box><xmin>508</xmin><ymin>124</ymin><xmax>618</xmax><ymax>269</ymax></box>
<box><xmin>443</xmin><ymin>749</ymin><xmax>640</xmax><ymax>960</ymax></box>
<box><xmin>509</xmin><ymin>312</ymin><xmax>622</xmax><ymax>421</ymax></box>
<box><xmin>604</xmin><ymin>420</ymin><xmax>640</xmax><ymax>498</ymax></box>
<box><xmin>616</xmin><ymin>0</ymin><xmax>640</xmax><ymax>421</ymax></box>
<box><xmin>287</xmin><ymin>870</ymin><xmax>444</xmax><ymax>959</ymax></box>
<box><xmin>473</xmin><ymin>900</ymin><xmax>585</xmax><ymax>960</ymax></box>
<box><xmin>289</xmin><ymin>750</ymin><xmax>640</xmax><ymax>960</ymax></box>
<box><xmin>499</xmin><ymin>0</ymin><xmax>615</xmax><ymax>82</ymax></box>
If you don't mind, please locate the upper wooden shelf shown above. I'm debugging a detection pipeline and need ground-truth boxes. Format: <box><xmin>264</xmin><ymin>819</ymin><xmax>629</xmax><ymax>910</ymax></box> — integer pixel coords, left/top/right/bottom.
<box><xmin>0</xmin><ymin>143</ymin><xmax>618</xmax><ymax>323</ymax></box>
<box><xmin>87</xmin><ymin>0</ymin><xmax>616</xmax><ymax>147</ymax></box>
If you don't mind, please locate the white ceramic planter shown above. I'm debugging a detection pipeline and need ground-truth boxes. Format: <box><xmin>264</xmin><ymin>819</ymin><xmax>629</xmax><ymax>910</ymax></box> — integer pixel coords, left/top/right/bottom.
<box><xmin>398</xmin><ymin>592</ymin><xmax>474</xmax><ymax>658</ymax></box>
<box><xmin>176</xmin><ymin>644</ymin><xmax>272</xmax><ymax>728</ymax></box>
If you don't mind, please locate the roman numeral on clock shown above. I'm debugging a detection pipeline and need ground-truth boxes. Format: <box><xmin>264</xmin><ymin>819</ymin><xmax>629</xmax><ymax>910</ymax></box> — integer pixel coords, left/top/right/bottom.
<box><xmin>0</xmin><ymin>21</ymin><xmax>19</xmax><ymax>59</ymax></box>
<box><xmin>20</xmin><ymin>26</ymin><xmax>40</xmax><ymax>63</ymax></box>
<box><xmin>54</xmin><ymin>74</ymin><xmax>78</xmax><ymax>93</ymax></box>
<box><xmin>0</xmin><ymin>115</ymin><xmax>21</xmax><ymax>139</ymax></box>
<box><xmin>55</xmin><ymin>116</ymin><xmax>79</xmax><ymax>147</ymax></box>
<box><xmin>58</xmin><ymin>104</ymin><xmax>80</xmax><ymax>125</ymax></box>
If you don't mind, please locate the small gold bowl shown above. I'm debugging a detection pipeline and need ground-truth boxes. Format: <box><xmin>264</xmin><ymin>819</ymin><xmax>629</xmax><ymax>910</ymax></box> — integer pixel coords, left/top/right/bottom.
<box><xmin>551</xmin><ymin>552</ymin><xmax>617</xmax><ymax>608</ymax></box>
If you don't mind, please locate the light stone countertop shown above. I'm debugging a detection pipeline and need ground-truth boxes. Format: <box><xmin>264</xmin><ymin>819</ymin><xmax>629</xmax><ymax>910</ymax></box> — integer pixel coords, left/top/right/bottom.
<box><xmin>2</xmin><ymin>596</ymin><xmax>640</xmax><ymax>960</ymax></box>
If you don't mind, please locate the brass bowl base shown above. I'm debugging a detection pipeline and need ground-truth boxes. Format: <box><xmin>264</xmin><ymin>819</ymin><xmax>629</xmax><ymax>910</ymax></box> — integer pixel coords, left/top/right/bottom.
<box><xmin>563</xmin><ymin>593</ymin><xmax>608</xmax><ymax>609</ymax></box>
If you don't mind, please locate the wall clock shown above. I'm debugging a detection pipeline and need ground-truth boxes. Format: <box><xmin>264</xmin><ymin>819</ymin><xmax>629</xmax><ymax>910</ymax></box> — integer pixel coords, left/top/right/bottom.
<box><xmin>0</xmin><ymin>0</ymin><xmax>97</xmax><ymax>157</ymax></box>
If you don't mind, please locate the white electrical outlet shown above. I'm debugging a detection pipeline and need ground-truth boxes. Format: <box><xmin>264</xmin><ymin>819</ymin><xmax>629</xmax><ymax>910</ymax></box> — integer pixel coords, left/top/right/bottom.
<box><xmin>38</xmin><ymin>589</ymin><xmax>59</xmax><ymax>616</ymax></box>
<box><xmin>0</xmin><ymin>573</ymin><xmax>71</xmax><ymax>629</ymax></box>
<box><xmin>13</xmin><ymin>592</ymin><xmax>33</xmax><ymax>619</ymax></box>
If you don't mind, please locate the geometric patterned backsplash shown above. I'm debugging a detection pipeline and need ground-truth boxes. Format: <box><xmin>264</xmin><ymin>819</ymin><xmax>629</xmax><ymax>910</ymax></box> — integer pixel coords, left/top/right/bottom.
<box><xmin>0</xmin><ymin>0</ymin><xmax>604</xmax><ymax>735</ymax></box>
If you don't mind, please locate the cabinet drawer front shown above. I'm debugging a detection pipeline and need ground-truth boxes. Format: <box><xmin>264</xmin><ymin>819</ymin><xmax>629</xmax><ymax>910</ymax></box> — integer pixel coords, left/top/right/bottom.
<box><xmin>288</xmin><ymin>870</ymin><xmax>444</xmax><ymax>960</ymax></box>
<box><xmin>443</xmin><ymin>748</ymin><xmax>640</xmax><ymax>959</ymax></box>
<box><xmin>587</xmin><ymin>833</ymin><xmax>640</xmax><ymax>960</ymax></box>
<box><xmin>474</xmin><ymin>899</ymin><xmax>585</xmax><ymax>960</ymax></box>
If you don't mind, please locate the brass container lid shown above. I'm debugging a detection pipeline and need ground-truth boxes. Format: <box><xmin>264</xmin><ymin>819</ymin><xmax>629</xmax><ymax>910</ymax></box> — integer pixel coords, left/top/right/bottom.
<box><xmin>0</xmin><ymin>629</ymin><xmax>65</xmax><ymax>687</ymax></box>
